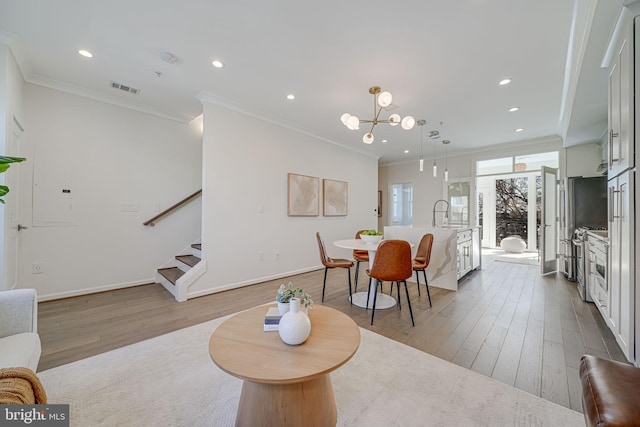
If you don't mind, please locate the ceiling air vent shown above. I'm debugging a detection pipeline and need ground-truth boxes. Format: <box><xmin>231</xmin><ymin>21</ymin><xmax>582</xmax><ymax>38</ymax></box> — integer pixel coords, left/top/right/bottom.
<box><xmin>110</xmin><ymin>81</ymin><xmax>140</xmax><ymax>95</ymax></box>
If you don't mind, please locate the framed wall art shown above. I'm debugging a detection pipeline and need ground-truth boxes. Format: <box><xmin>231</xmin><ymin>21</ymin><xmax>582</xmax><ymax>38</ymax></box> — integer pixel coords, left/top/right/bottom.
<box><xmin>287</xmin><ymin>173</ymin><xmax>319</xmax><ymax>216</ymax></box>
<box><xmin>323</xmin><ymin>179</ymin><xmax>348</xmax><ymax>216</ymax></box>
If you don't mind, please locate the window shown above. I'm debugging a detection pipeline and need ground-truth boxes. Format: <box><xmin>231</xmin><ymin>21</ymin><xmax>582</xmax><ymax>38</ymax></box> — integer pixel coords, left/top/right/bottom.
<box><xmin>391</xmin><ymin>183</ymin><xmax>413</xmax><ymax>226</ymax></box>
<box><xmin>477</xmin><ymin>151</ymin><xmax>558</xmax><ymax>176</ymax></box>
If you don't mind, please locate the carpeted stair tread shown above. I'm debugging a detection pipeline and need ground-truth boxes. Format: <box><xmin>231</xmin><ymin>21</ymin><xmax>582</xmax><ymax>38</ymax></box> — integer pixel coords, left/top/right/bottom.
<box><xmin>157</xmin><ymin>267</ymin><xmax>184</xmax><ymax>285</ymax></box>
<box><xmin>191</xmin><ymin>243</ymin><xmax>201</xmax><ymax>251</ymax></box>
<box><xmin>175</xmin><ymin>254</ymin><xmax>200</xmax><ymax>267</ymax></box>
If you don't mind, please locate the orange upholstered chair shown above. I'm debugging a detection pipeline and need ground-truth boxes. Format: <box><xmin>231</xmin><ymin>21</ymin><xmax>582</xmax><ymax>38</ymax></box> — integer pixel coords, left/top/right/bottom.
<box><xmin>412</xmin><ymin>233</ymin><xmax>434</xmax><ymax>307</ymax></box>
<box><xmin>353</xmin><ymin>229</ymin><xmax>370</xmax><ymax>292</ymax></box>
<box><xmin>366</xmin><ymin>240</ymin><xmax>414</xmax><ymax>326</ymax></box>
<box><xmin>316</xmin><ymin>232</ymin><xmax>354</xmax><ymax>304</ymax></box>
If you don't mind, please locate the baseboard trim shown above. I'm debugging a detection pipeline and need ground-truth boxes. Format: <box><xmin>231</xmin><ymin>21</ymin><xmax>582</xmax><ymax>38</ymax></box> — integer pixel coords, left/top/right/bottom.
<box><xmin>186</xmin><ymin>265</ymin><xmax>323</xmax><ymax>299</ymax></box>
<box><xmin>36</xmin><ymin>278</ymin><xmax>157</xmax><ymax>302</ymax></box>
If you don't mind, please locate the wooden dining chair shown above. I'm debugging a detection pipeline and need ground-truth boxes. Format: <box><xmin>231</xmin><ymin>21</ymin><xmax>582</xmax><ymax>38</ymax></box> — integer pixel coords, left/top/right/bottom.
<box><xmin>366</xmin><ymin>240</ymin><xmax>414</xmax><ymax>326</ymax></box>
<box><xmin>353</xmin><ymin>229</ymin><xmax>370</xmax><ymax>292</ymax></box>
<box><xmin>413</xmin><ymin>233</ymin><xmax>434</xmax><ymax>307</ymax></box>
<box><xmin>316</xmin><ymin>232</ymin><xmax>354</xmax><ymax>304</ymax></box>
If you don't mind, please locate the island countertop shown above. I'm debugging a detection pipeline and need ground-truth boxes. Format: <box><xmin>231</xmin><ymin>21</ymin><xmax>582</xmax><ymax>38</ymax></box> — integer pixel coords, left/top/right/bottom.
<box><xmin>384</xmin><ymin>225</ymin><xmax>481</xmax><ymax>291</ymax></box>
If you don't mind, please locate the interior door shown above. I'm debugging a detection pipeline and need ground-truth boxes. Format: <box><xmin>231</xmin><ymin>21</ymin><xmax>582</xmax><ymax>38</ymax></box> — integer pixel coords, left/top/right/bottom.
<box><xmin>540</xmin><ymin>166</ymin><xmax>558</xmax><ymax>275</ymax></box>
<box><xmin>4</xmin><ymin>120</ymin><xmax>24</xmax><ymax>290</ymax></box>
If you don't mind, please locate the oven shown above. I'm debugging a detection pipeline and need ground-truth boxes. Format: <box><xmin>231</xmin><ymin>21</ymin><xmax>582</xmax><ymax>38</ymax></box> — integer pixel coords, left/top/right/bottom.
<box><xmin>588</xmin><ymin>236</ymin><xmax>608</xmax><ymax>292</ymax></box>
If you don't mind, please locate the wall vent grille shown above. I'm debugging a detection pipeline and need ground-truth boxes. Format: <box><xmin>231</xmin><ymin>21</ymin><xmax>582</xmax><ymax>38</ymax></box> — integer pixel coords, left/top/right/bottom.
<box><xmin>110</xmin><ymin>81</ymin><xmax>140</xmax><ymax>95</ymax></box>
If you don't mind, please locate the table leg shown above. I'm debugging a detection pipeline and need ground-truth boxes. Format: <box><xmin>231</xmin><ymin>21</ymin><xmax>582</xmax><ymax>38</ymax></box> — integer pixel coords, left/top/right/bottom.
<box><xmin>235</xmin><ymin>375</ymin><xmax>337</xmax><ymax>427</ymax></box>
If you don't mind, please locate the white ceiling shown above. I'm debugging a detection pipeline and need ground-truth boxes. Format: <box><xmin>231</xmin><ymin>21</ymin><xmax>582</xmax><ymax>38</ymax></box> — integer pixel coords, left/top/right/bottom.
<box><xmin>0</xmin><ymin>0</ymin><xmax>630</xmax><ymax>164</ymax></box>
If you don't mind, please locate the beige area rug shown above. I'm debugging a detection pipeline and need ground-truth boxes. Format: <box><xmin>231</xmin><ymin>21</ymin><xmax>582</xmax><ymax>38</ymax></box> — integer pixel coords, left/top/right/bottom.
<box><xmin>38</xmin><ymin>310</ymin><xmax>583</xmax><ymax>426</ymax></box>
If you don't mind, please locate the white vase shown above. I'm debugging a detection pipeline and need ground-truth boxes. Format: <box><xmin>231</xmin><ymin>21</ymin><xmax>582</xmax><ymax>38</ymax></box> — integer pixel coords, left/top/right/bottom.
<box><xmin>278</xmin><ymin>298</ymin><xmax>311</xmax><ymax>345</ymax></box>
<box><xmin>277</xmin><ymin>300</ymin><xmax>290</xmax><ymax>316</ymax></box>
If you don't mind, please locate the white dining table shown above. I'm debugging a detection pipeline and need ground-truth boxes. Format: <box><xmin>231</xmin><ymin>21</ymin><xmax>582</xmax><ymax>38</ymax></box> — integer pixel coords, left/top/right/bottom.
<box><xmin>333</xmin><ymin>238</ymin><xmax>398</xmax><ymax>309</ymax></box>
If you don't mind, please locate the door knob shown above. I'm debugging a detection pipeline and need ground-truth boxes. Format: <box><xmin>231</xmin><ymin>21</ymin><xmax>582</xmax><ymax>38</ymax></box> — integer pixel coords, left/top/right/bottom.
<box><xmin>17</xmin><ymin>224</ymin><xmax>28</xmax><ymax>231</ymax></box>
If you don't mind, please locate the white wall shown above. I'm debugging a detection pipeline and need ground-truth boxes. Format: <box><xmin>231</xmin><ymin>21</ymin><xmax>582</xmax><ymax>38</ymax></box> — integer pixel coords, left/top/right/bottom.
<box><xmin>193</xmin><ymin>100</ymin><xmax>378</xmax><ymax>296</ymax></box>
<box><xmin>20</xmin><ymin>84</ymin><xmax>202</xmax><ymax>300</ymax></box>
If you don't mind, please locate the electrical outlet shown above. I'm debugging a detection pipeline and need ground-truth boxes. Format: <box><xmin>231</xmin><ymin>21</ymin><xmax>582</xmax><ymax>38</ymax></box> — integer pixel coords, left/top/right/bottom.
<box><xmin>258</xmin><ymin>251</ymin><xmax>264</xmax><ymax>261</ymax></box>
<box><xmin>32</xmin><ymin>262</ymin><xmax>44</xmax><ymax>274</ymax></box>
<box><xmin>274</xmin><ymin>252</ymin><xmax>280</xmax><ymax>260</ymax></box>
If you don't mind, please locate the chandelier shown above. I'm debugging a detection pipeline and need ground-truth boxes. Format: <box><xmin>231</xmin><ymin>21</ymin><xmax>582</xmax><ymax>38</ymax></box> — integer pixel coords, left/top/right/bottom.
<box><xmin>340</xmin><ymin>86</ymin><xmax>415</xmax><ymax>144</ymax></box>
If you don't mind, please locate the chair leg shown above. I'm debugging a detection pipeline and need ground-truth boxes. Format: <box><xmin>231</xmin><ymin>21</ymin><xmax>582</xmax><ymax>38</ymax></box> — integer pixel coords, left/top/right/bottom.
<box><xmin>347</xmin><ymin>267</ymin><xmax>353</xmax><ymax>305</ymax></box>
<box><xmin>415</xmin><ymin>270</ymin><xmax>421</xmax><ymax>296</ymax></box>
<box><xmin>354</xmin><ymin>261</ymin><xmax>360</xmax><ymax>293</ymax></box>
<box><xmin>366</xmin><ymin>281</ymin><xmax>370</xmax><ymax>310</ymax></box>
<box><xmin>422</xmin><ymin>269</ymin><xmax>432</xmax><ymax>307</ymax></box>
<box><xmin>322</xmin><ymin>267</ymin><xmax>328</xmax><ymax>302</ymax></box>
<box><xmin>371</xmin><ymin>280</ymin><xmax>380</xmax><ymax>325</ymax></box>
<box><xmin>403</xmin><ymin>280</ymin><xmax>415</xmax><ymax>327</ymax></box>
<box><xmin>395</xmin><ymin>281</ymin><xmax>401</xmax><ymax>310</ymax></box>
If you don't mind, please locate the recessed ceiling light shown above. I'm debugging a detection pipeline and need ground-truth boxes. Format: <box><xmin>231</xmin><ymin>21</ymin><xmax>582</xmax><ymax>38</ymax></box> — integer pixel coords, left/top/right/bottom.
<box><xmin>509</xmin><ymin>107</ymin><xmax>520</xmax><ymax>112</ymax></box>
<box><xmin>212</xmin><ymin>60</ymin><xmax>224</xmax><ymax>68</ymax></box>
<box><xmin>404</xmin><ymin>150</ymin><xmax>409</xmax><ymax>154</ymax></box>
<box><xmin>499</xmin><ymin>78</ymin><xmax>511</xmax><ymax>86</ymax></box>
<box><xmin>382</xmin><ymin>139</ymin><xmax>388</xmax><ymax>143</ymax></box>
<box><xmin>515</xmin><ymin>128</ymin><xmax>524</xmax><ymax>132</ymax></box>
<box><xmin>287</xmin><ymin>94</ymin><xmax>295</xmax><ymax>100</ymax></box>
<box><xmin>78</xmin><ymin>49</ymin><xmax>93</xmax><ymax>58</ymax></box>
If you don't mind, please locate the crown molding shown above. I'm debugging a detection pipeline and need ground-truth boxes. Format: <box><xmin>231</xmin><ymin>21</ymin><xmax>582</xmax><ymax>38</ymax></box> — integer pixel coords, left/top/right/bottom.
<box><xmin>27</xmin><ymin>74</ymin><xmax>191</xmax><ymax>124</ymax></box>
<box><xmin>196</xmin><ymin>91</ymin><xmax>380</xmax><ymax>160</ymax></box>
<box><xmin>379</xmin><ymin>135</ymin><xmax>564</xmax><ymax>167</ymax></box>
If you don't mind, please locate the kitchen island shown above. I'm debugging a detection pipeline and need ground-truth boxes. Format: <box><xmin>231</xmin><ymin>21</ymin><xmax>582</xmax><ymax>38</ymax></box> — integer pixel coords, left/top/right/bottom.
<box><xmin>384</xmin><ymin>225</ymin><xmax>481</xmax><ymax>291</ymax></box>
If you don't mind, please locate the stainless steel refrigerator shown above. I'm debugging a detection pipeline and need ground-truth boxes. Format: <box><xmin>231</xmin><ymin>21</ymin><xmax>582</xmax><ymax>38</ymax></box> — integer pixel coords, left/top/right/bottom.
<box><xmin>558</xmin><ymin>176</ymin><xmax>608</xmax><ymax>280</ymax></box>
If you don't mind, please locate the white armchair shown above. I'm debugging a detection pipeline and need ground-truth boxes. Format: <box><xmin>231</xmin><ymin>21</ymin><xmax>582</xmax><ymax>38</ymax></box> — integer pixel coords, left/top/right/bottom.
<box><xmin>0</xmin><ymin>289</ymin><xmax>41</xmax><ymax>372</ymax></box>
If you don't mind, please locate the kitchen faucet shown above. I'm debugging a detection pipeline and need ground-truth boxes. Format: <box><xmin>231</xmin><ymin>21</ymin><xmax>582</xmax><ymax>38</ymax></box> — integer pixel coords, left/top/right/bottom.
<box><xmin>432</xmin><ymin>199</ymin><xmax>450</xmax><ymax>227</ymax></box>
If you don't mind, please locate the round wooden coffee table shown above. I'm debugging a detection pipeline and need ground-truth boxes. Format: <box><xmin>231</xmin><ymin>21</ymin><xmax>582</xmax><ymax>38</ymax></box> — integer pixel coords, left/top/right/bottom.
<box><xmin>209</xmin><ymin>304</ymin><xmax>360</xmax><ymax>427</ymax></box>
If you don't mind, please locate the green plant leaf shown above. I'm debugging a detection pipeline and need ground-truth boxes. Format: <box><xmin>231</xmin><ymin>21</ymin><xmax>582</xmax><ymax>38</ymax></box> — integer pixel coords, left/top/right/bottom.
<box><xmin>0</xmin><ymin>156</ymin><xmax>26</xmax><ymax>165</ymax></box>
<box><xmin>0</xmin><ymin>186</ymin><xmax>8</xmax><ymax>197</ymax></box>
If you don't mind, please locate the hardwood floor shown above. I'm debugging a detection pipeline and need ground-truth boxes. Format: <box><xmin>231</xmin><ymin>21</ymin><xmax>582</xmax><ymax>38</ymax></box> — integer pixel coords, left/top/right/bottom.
<box><xmin>37</xmin><ymin>252</ymin><xmax>627</xmax><ymax>412</ymax></box>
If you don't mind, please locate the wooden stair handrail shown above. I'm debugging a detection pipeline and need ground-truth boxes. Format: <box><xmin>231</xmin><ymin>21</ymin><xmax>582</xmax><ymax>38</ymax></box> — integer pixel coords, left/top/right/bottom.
<box><xmin>143</xmin><ymin>189</ymin><xmax>202</xmax><ymax>226</ymax></box>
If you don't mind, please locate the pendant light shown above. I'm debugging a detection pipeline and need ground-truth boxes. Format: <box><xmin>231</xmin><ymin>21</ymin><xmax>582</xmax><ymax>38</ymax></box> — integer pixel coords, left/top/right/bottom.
<box><xmin>443</xmin><ymin>140</ymin><xmax>451</xmax><ymax>182</ymax></box>
<box><xmin>417</xmin><ymin>120</ymin><xmax>426</xmax><ymax>172</ymax></box>
<box><xmin>431</xmin><ymin>130</ymin><xmax>439</xmax><ymax>177</ymax></box>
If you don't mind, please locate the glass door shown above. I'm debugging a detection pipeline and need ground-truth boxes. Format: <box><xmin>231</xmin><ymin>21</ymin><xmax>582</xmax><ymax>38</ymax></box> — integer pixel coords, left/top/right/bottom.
<box><xmin>477</xmin><ymin>172</ymin><xmax>541</xmax><ymax>251</ymax></box>
<box><xmin>540</xmin><ymin>166</ymin><xmax>558</xmax><ymax>274</ymax></box>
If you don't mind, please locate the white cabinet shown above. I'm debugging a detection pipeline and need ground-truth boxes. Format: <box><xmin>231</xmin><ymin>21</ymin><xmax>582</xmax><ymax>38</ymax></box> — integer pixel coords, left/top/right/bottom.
<box><xmin>471</xmin><ymin>228</ymin><xmax>481</xmax><ymax>270</ymax></box>
<box><xmin>587</xmin><ymin>234</ymin><xmax>609</xmax><ymax>321</ymax></box>
<box><xmin>607</xmin><ymin>171</ymin><xmax>635</xmax><ymax>361</ymax></box>
<box><xmin>457</xmin><ymin>228</ymin><xmax>480</xmax><ymax>279</ymax></box>
<box><xmin>604</xmin><ymin>10</ymin><xmax>637</xmax><ymax>364</ymax></box>
<box><xmin>607</xmin><ymin>16</ymin><xmax>635</xmax><ymax>178</ymax></box>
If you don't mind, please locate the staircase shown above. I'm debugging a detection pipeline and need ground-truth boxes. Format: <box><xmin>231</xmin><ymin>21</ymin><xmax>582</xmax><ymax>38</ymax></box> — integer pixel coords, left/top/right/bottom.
<box><xmin>157</xmin><ymin>243</ymin><xmax>203</xmax><ymax>301</ymax></box>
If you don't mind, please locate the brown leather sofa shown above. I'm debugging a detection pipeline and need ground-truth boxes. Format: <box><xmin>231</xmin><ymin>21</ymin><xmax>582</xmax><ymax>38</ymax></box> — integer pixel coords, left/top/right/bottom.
<box><xmin>579</xmin><ymin>354</ymin><xmax>640</xmax><ymax>426</ymax></box>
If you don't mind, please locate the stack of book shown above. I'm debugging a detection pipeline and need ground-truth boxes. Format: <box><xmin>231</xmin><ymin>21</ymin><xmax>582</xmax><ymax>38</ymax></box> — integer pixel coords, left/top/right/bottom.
<box><xmin>264</xmin><ymin>307</ymin><xmax>282</xmax><ymax>331</ymax></box>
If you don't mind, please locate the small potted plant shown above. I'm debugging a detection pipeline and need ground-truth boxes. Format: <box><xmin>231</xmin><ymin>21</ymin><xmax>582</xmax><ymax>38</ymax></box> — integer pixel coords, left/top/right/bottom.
<box><xmin>360</xmin><ymin>229</ymin><xmax>383</xmax><ymax>244</ymax></box>
<box><xmin>276</xmin><ymin>282</ymin><xmax>314</xmax><ymax>315</ymax></box>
